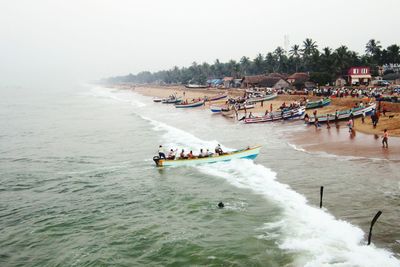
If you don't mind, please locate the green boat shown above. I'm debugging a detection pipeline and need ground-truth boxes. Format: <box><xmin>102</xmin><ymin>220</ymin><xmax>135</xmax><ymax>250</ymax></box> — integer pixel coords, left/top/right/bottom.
<box><xmin>306</xmin><ymin>98</ymin><xmax>331</xmax><ymax>109</ymax></box>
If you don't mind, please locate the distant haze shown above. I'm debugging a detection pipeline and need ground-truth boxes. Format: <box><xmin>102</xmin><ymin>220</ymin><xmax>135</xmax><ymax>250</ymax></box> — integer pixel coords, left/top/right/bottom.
<box><xmin>1</xmin><ymin>0</ymin><xmax>399</xmax><ymax>87</ymax></box>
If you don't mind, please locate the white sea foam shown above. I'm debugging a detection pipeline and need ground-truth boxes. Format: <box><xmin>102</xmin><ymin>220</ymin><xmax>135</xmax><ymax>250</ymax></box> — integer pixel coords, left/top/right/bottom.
<box><xmin>146</xmin><ymin>117</ymin><xmax>400</xmax><ymax>267</ymax></box>
<box><xmin>85</xmin><ymin>87</ymin><xmax>147</xmax><ymax>107</ymax></box>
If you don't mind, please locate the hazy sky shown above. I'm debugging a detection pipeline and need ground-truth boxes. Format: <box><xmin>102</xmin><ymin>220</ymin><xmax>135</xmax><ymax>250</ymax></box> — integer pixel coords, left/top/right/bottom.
<box><xmin>1</xmin><ymin>0</ymin><xmax>399</xmax><ymax>86</ymax></box>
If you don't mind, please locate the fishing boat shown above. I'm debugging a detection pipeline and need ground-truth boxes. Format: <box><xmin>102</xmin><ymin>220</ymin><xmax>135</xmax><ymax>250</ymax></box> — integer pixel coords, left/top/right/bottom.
<box><xmin>210</xmin><ymin>103</ymin><xmax>253</xmax><ymax>113</ymax></box>
<box><xmin>305</xmin><ymin>98</ymin><xmax>331</xmax><ymax>109</ymax></box>
<box><xmin>237</xmin><ymin>103</ymin><xmax>255</xmax><ymax>110</ymax></box>
<box><xmin>175</xmin><ymin>100</ymin><xmax>205</xmax><ymax>108</ymax></box>
<box><xmin>206</xmin><ymin>92</ymin><xmax>228</xmax><ymax>101</ymax></box>
<box><xmin>244</xmin><ymin>106</ymin><xmax>305</xmax><ymax>124</ymax></box>
<box><xmin>153</xmin><ymin>146</ymin><xmax>261</xmax><ymax>167</ymax></box>
<box><xmin>210</xmin><ymin>104</ymin><xmax>226</xmax><ymax>113</ymax></box>
<box><xmin>246</xmin><ymin>93</ymin><xmax>278</xmax><ymax>104</ymax></box>
<box><xmin>185</xmin><ymin>84</ymin><xmax>208</xmax><ymax>89</ymax></box>
<box><xmin>307</xmin><ymin>103</ymin><xmax>376</xmax><ymax>124</ymax></box>
<box><xmin>162</xmin><ymin>97</ymin><xmax>182</xmax><ymax>104</ymax></box>
<box><xmin>221</xmin><ymin>105</ymin><xmax>237</xmax><ymax>118</ymax></box>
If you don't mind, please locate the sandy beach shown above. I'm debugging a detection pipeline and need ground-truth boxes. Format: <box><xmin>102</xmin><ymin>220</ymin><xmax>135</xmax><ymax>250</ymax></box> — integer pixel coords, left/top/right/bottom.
<box><xmin>115</xmin><ymin>84</ymin><xmax>400</xmax><ymax>160</ymax></box>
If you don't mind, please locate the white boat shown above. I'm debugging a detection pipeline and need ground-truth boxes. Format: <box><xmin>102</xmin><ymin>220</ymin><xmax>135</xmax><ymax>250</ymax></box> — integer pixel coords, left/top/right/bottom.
<box><xmin>244</xmin><ymin>106</ymin><xmax>305</xmax><ymax>124</ymax></box>
<box><xmin>246</xmin><ymin>93</ymin><xmax>277</xmax><ymax>104</ymax></box>
<box><xmin>307</xmin><ymin>103</ymin><xmax>376</xmax><ymax>123</ymax></box>
<box><xmin>153</xmin><ymin>146</ymin><xmax>261</xmax><ymax>167</ymax></box>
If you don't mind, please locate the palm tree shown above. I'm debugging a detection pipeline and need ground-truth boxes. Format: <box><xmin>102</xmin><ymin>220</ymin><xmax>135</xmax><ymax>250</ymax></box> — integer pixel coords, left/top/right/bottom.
<box><xmin>240</xmin><ymin>56</ymin><xmax>251</xmax><ymax>76</ymax></box>
<box><xmin>386</xmin><ymin>44</ymin><xmax>400</xmax><ymax>64</ymax></box>
<box><xmin>289</xmin><ymin>44</ymin><xmax>301</xmax><ymax>72</ymax></box>
<box><xmin>253</xmin><ymin>53</ymin><xmax>264</xmax><ymax>74</ymax></box>
<box><xmin>302</xmin><ymin>38</ymin><xmax>318</xmax><ymax>57</ymax></box>
<box><xmin>273</xmin><ymin>47</ymin><xmax>286</xmax><ymax>72</ymax></box>
<box><xmin>289</xmin><ymin>44</ymin><xmax>300</xmax><ymax>58</ymax></box>
<box><xmin>365</xmin><ymin>39</ymin><xmax>382</xmax><ymax>56</ymax></box>
<box><xmin>333</xmin><ymin>45</ymin><xmax>352</xmax><ymax>75</ymax></box>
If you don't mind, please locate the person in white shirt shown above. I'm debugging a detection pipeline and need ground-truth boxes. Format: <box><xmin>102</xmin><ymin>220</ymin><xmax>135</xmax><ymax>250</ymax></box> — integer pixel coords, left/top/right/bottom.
<box><xmin>167</xmin><ymin>149</ymin><xmax>176</xmax><ymax>160</ymax></box>
<box><xmin>215</xmin><ymin>144</ymin><xmax>223</xmax><ymax>155</ymax></box>
<box><xmin>158</xmin><ymin>145</ymin><xmax>166</xmax><ymax>159</ymax></box>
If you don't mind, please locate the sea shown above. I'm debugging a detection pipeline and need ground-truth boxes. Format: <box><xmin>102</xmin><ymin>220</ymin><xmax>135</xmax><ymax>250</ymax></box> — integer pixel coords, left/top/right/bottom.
<box><xmin>1</xmin><ymin>84</ymin><xmax>399</xmax><ymax>267</ymax></box>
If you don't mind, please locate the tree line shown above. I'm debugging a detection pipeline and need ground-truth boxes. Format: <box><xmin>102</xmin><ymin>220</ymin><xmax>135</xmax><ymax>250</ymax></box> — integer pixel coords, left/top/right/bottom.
<box><xmin>104</xmin><ymin>39</ymin><xmax>400</xmax><ymax>86</ymax></box>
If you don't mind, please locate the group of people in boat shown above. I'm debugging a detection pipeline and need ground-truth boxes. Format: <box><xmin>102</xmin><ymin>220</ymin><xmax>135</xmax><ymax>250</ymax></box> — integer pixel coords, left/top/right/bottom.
<box><xmin>158</xmin><ymin>144</ymin><xmax>225</xmax><ymax>160</ymax></box>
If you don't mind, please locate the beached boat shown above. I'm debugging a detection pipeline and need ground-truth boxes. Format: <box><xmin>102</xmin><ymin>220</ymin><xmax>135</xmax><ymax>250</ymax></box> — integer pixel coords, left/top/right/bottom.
<box><xmin>162</xmin><ymin>97</ymin><xmax>182</xmax><ymax>104</ymax></box>
<box><xmin>221</xmin><ymin>105</ymin><xmax>237</xmax><ymax>118</ymax></box>
<box><xmin>246</xmin><ymin>93</ymin><xmax>278</xmax><ymax>104</ymax></box>
<box><xmin>153</xmin><ymin>146</ymin><xmax>261</xmax><ymax>167</ymax></box>
<box><xmin>305</xmin><ymin>98</ymin><xmax>331</xmax><ymax>109</ymax></box>
<box><xmin>175</xmin><ymin>100</ymin><xmax>205</xmax><ymax>108</ymax></box>
<box><xmin>237</xmin><ymin>103</ymin><xmax>255</xmax><ymax>110</ymax></box>
<box><xmin>307</xmin><ymin>103</ymin><xmax>376</xmax><ymax>124</ymax></box>
<box><xmin>153</xmin><ymin>97</ymin><xmax>162</xmax><ymax>103</ymax></box>
<box><xmin>206</xmin><ymin>93</ymin><xmax>228</xmax><ymax>101</ymax></box>
<box><xmin>210</xmin><ymin>104</ymin><xmax>226</xmax><ymax>113</ymax></box>
<box><xmin>244</xmin><ymin>106</ymin><xmax>305</xmax><ymax>124</ymax></box>
<box><xmin>210</xmin><ymin>103</ymin><xmax>254</xmax><ymax>113</ymax></box>
<box><xmin>185</xmin><ymin>84</ymin><xmax>208</xmax><ymax>89</ymax></box>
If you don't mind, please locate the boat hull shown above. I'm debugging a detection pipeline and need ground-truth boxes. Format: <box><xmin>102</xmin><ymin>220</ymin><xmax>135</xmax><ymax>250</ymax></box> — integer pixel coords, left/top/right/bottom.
<box><xmin>244</xmin><ymin>107</ymin><xmax>305</xmax><ymax>123</ymax></box>
<box><xmin>207</xmin><ymin>93</ymin><xmax>228</xmax><ymax>101</ymax></box>
<box><xmin>308</xmin><ymin>104</ymin><xmax>376</xmax><ymax>123</ymax></box>
<box><xmin>162</xmin><ymin>99</ymin><xmax>182</xmax><ymax>104</ymax></box>
<box><xmin>306</xmin><ymin>98</ymin><xmax>331</xmax><ymax>109</ymax></box>
<box><xmin>153</xmin><ymin>146</ymin><xmax>261</xmax><ymax>167</ymax></box>
<box><xmin>175</xmin><ymin>100</ymin><xmax>205</xmax><ymax>108</ymax></box>
<box><xmin>247</xmin><ymin>93</ymin><xmax>278</xmax><ymax>104</ymax></box>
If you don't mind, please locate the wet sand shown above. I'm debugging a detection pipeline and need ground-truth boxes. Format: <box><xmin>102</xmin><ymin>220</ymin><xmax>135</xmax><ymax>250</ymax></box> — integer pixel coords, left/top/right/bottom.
<box><xmin>287</xmin><ymin>121</ymin><xmax>400</xmax><ymax>161</ymax></box>
<box><xmin>114</xmin><ymin>85</ymin><xmax>400</xmax><ymax>160</ymax></box>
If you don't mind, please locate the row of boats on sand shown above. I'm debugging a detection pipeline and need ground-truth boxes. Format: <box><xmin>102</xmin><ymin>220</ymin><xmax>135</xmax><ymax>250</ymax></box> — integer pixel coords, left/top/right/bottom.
<box><xmin>153</xmin><ymin>92</ymin><xmax>228</xmax><ymax>108</ymax></box>
<box><xmin>154</xmin><ymin>92</ymin><xmax>376</xmax><ymax>125</ymax></box>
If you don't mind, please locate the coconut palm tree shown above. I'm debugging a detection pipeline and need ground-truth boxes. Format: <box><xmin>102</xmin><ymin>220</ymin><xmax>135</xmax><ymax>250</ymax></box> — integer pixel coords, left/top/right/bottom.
<box><xmin>240</xmin><ymin>56</ymin><xmax>251</xmax><ymax>76</ymax></box>
<box><xmin>386</xmin><ymin>44</ymin><xmax>400</xmax><ymax>64</ymax></box>
<box><xmin>253</xmin><ymin>53</ymin><xmax>264</xmax><ymax>74</ymax></box>
<box><xmin>302</xmin><ymin>38</ymin><xmax>318</xmax><ymax>57</ymax></box>
<box><xmin>289</xmin><ymin>44</ymin><xmax>301</xmax><ymax>72</ymax></box>
<box><xmin>365</xmin><ymin>39</ymin><xmax>382</xmax><ymax>56</ymax></box>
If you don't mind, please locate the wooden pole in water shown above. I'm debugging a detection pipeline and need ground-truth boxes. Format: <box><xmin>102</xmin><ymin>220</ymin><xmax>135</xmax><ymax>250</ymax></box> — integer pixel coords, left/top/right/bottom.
<box><xmin>320</xmin><ymin>186</ymin><xmax>324</xmax><ymax>208</ymax></box>
<box><xmin>368</xmin><ymin>211</ymin><xmax>382</xmax><ymax>245</ymax></box>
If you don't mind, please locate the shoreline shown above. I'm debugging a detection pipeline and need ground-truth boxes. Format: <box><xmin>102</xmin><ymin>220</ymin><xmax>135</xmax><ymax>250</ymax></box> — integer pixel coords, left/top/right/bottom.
<box><xmin>111</xmin><ymin>85</ymin><xmax>400</xmax><ymax>160</ymax></box>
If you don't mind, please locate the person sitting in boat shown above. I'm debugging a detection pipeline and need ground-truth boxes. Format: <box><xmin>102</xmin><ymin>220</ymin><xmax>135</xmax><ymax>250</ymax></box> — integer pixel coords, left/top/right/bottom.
<box><xmin>198</xmin><ymin>149</ymin><xmax>207</xmax><ymax>158</ymax></box>
<box><xmin>158</xmin><ymin>145</ymin><xmax>166</xmax><ymax>159</ymax></box>
<box><xmin>167</xmin><ymin>149</ymin><xmax>176</xmax><ymax>160</ymax></box>
<box><xmin>179</xmin><ymin>149</ymin><xmax>187</xmax><ymax>159</ymax></box>
<box><xmin>206</xmin><ymin>149</ymin><xmax>213</xmax><ymax>157</ymax></box>
<box><xmin>264</xmin><ymin>110</ymin><xmax>269</xmax><ymax>116</ymax></box>
<box><xmin>215</xmin><ymin>144</ymin><xmax>223</xmax><ymax>155</ymax></box>
<box><xmin>187</xmin><ymin>150</ymin><xmax>194</xmax><ymax>159</ymax></box>
<box><xmin>248</xmin><ymin>112</ymin><xmax>254</xmax><ymax>118</ymax></box>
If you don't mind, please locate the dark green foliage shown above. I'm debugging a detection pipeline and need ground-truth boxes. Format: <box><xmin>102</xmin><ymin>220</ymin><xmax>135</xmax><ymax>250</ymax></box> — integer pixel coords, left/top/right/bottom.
<box><xmin>103</xmin><ymin>39</ymin><xmax>400</xmax><ymax>85</ymax></box>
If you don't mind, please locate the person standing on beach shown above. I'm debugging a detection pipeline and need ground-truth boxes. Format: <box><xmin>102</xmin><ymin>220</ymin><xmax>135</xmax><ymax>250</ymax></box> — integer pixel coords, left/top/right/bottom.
<box><xmin>270</xmin><ymin>103</ymin><xmax>273</xmax><ymax>112</ymax></box>
<box><xmin>313</xmin><ymin>109</ymin><xmax>317</xmax><ymax>118</ymax></box>
<box><xmin>347</xmin><ymin>118</ymin><xmax>353</xmax><ymax>132</ymax></box>
<box><xmin>382</xmin><ymin>129</ymin><xmax>389</xmax><ymax>148</ymax></box>
<box><xmin>362</xmin><ymin>111</ymin><xmax>366</xmax><ymax>123</ymax></box>
<box><xmin>326</xmin><ymin>115</ymin><xmax>331</xmax><ymax>129</ymax></box>
<box><xmin>314</xmin><ymin>117</ymin><xmax>320</xmax><ymax>129</ymax></box>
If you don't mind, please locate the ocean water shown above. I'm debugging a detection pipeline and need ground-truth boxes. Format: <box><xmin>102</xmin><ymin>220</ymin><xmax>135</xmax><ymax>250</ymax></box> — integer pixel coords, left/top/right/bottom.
<box><xmin>0</xmin><ymin>85</ymin><xmax>399</xmax><ymax>267</ymax></box>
